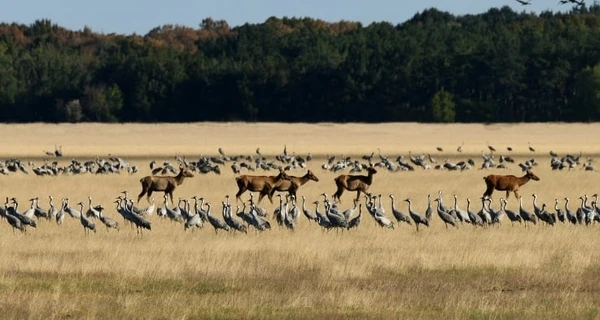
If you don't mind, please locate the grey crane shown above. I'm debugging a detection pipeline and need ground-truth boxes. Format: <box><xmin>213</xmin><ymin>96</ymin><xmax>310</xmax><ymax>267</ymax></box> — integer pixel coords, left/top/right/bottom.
<box><xmin>500</xmin><ymin>198</ymin><xmax>522</xmax><ymax>226</ymax></box>
<box><xmin>405</xmin><ymin>198</ymin><xmax>429</xmax><ymax>231</ymax></box>
<box><xmin>98</xmin><ymin>206</ymin><xmax>119</xmax><ymax>232</ymax></box>
<box><xmin>389</xmin><ymin>195</ymin><xmax>412</xmax><ymax>225</ymax></box>
<box><xmin>8</xmin><ymin>198</ymin><xmax>37</xmax><ymax>228</ymax></box>
<box><xmin>477</xmin><ymin>197</ymin><xmax>492</xmax><ymax>225</ymax></box>
<box><xmin>205</xmin><ymin>203</ymin><xmax>230</xmax><ymax>234</ymax></box>
<box><xmin>222</xmin><ymin>202</ymin><xmax>247</xmax><ymax>233</ymax></box>
<box><xmin>156</xmin><ymin>194</ymin><xmax>168</xmax><ymax>219</ymax></box>
<box><xmin>554</xmin><ymin>198</ymin><xmax>566</xmax><ymax>223</ymax></box>
<box><xmin>248</xmin><ymin>203</ymin><xmax>271</xmax><ymax>231</ymax></box>
<box><xmin>33</xmin><ymin>197</ymin><xmax>48</xmax><ymax>220</ymax></box>
<box><xmin>288</xmin><ymin>195</ymin><xmax>299</xmax><ymax>221</ymax></box>
<box><xmin>86</xmin><ymin>197</ymin><xmax>101</xmax><ymax>219</ymax></box>
<box><xmin>185</xmin><ymin>199</ymin><xmax>204</xmax><ymax>231</ymax></box>
<box><xmin>77</xmin><ymin>202</ymin><xmax>96</xmax><ymax>234</ymax></box>
<box><xmin>143</xmin><ymin>197</ymin><xmax>156</xmax><ymax>216</ymax></box>
<box><xmin>532</xmin><ymin>194</ymin><xmax>542</xmax><ymax>217</ymax></box>
<box><xmin>63</xmin><ymin>198</ymin><xmax>81</xmax><ymax>219</ymax></box>
<box><xmin>434</xmin><ymin>198</ymin><xmax>457</xmax><ymax>229</ymax></box>
<box><xmin>2</xmin><ymin>197</ymin><xmax>25</xmax><ymax>233</ymax></box>
<box><xmin>342</xmin><ymin>198</ymin><xmax>359</xmax><ymax>221</ymax></box>
<box><xmin>22</xmin><ymin>198</ymin><xmax>36</xmax><ymax>219</ymax></box>
<box><xmin>466</xmin><ymin>198</ymin><xmax>484</xmax><ymax>227</ymax></box>
<box><xmin>313</xmin><ymin>201</ymin><xmax>332</xmax><ymax>230</ymax></box>
<box><xmin>425</xmin><ymin>194</ymin><xmax>433</xmax><ymax>220</ymax></box>
<box><xmin>48</xmin><ymin>196</ymin><xmax>58</xmax><ymax>221</ymax></box>
<box><xmin>347</xmin><ymin>204</ymin><xmax>362</xmax><ymax>230</ymax></box>
<box><xmin>518</xmin><ymin>196</ymin><xmax>537</xmax><ymax>226</ymax></box>
<box><xmin>492</xmin><ymin>198</ymin><xmax>505</xmax><ymax>225</ymax></box>
<box><xmin>125</xmin><ymin>199</ymin><xmax>152</xmax><ymax>233</ymax></box>
<box><xmin>56</xmin><ymin>198</ymin><xmax>66</xmax><ymax>226</ymax></box>
<box><xmin>453</xmin><ymin>195</ymin><xmax>471</xmax><ymax>224</ymax></box>
<box><xmin>115</xmin><ymin>199</ymin><xmax>151</xmax><ymax>234</ymax></box>
<box><xmin>325</xmin><ymin>200</ymin><xmax>348</xmax><ymax>229</ymax></box>
<box><xmin>301</xmin><ymin>196</ymin><xmax>316</xmax><ymax>222</ymax></box>
<box><xmin>564</xmin><ymin>197</ymin><xmax>577</xmax><ymax>224</ymax></box>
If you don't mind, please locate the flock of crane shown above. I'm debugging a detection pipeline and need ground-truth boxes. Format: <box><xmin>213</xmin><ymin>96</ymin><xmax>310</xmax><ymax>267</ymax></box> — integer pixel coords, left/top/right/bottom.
<box><xmin>0</xmin><ymin>142</ymin><xmax>596</xmax><ymax>177</ymax></box>
<box><xmin>1</xmin><ymin>189</ymin><xmax>599</xmax><ymax>236</ymax></box>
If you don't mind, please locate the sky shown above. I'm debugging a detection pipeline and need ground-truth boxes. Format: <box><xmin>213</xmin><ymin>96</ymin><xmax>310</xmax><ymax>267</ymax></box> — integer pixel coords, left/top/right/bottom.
<box><xmin>1</xmin><ymin>0</ymin><xmax>571</xmax><ymax>35</ymax></box>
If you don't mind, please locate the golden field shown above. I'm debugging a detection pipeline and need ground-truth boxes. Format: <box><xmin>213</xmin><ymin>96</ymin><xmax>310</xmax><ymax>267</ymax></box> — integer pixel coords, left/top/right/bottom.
<box><xmin>1</xmin><ymin>122</ymin><xmax>600</xmax><ymax>320</ymax></box>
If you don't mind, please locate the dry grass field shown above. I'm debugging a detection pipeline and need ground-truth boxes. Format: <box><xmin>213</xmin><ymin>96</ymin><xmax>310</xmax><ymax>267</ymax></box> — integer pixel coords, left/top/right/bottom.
<box><xmin>1</xmin><ymin>122</ymin><xmax>600</xmax><ymax>319</ymax></box>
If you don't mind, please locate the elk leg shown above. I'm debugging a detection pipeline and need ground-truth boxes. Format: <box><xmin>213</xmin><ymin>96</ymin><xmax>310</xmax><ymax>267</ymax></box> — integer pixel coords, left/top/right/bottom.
<box><xmin>356</xmin><ymin>190</ymin><xmax>361</xmax><ymax>201</ymax></box>
<box><xmin>257</xmin><ymin>192</ymin><xmax>265</xmax><ymax>203</ymax></box>
<box><xmin>167</xmin><ymin>191</ymin><xmax>174</xmax><ymax>205</ymax></box>
<box><xmin>333</xmin><ymin>189</ymin><xmax>343</xmax><ymax>202</ymax></box>
<box><xmin>514</xmin><ymin>190</ymin><xmax>519</xmax><ymax>199</ymax></box>
<box><xmin>235</xmin><ymin>188</ymin><xmax>245</xmax><ymax>203</ymax></box>
<box><xmin>147</xmin><ymin>189</ymin><xmax>153</xmax><ymax>202</ymax></box>
<box><xmin>505</xmin><ymin>190</ymin><xmax>510</xmax><ymax>199</ymax></box>
<box><xmin>137</xmin><ymin>190</ymin><xmax>146</xmax><ymax>203</ymax></box>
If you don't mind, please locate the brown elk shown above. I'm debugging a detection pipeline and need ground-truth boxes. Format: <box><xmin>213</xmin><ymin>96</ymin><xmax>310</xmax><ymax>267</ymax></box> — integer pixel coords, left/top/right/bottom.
<box><xmin>137</xmin><ymin>165</ymin><xmax>194</xmax><ymax>204</ymax></box>
<box><xmin>269</xmin><ymin>170</ymin><xmax>319</xmax><ymax>199</ymax></box>
<box><xmin>235</xmin><ymin>169</ymin><xmax>291</xmax><ymax>204</ymax></box>
<box><xmin>333</xmin><ymin>167</ymin><xmax>377</xmax><ymax>202</ymax></box>
<box><xmin>483</xmin><ymin>170</ymin><xmax>540</xmax><ymax>199</ymax></box>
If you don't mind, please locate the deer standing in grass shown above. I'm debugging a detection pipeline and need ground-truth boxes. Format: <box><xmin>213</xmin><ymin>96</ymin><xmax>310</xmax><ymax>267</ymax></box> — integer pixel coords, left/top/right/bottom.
<box><xmin>269</xmin><ymin>170</ymin><xmax>319</xmax><ymax>200</ymax></box>
<box><xmin>235</xmin><ymin>169</ymin><xmax>291</xmax><ymax>204</ymax></box>
<box><xmin>483</xmin><ymin>170</ymin><xmax>539</xmax><ymax>200</ymax></box>
<box><xmin>138</xmin><ymin>165</ymin><xmax>194</xmax><ymax>204</ymax></box>
<box><xmin>333</xmin><ymin>167</ymin><xmax>377</xmax><ymax>202</ymax></box>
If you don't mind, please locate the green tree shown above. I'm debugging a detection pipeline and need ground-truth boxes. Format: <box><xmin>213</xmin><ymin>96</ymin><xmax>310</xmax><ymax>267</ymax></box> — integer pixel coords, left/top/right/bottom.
<box><xmin>431</xmin><ymin>89</ymin><xmax>456</xmax><ymax>122</ymax></box>
<box><xmin>572</xmin><ymin>64</ymin><xmax>600</xmax><ymax>121</ymax></box>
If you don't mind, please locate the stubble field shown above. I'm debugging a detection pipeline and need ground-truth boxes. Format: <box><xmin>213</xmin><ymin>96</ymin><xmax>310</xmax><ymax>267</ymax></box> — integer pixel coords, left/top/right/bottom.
<box><xmin>1</xmin><ymin>122</ymin><xmax>600</xmax><ymax>320</ymax></box>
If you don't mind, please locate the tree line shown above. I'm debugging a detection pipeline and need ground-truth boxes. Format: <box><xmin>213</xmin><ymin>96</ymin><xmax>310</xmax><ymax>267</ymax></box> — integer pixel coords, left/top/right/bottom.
<box><xmin>2</xmin><ymin>5</ymin><xmax>600</xmax><ymax>123</ymax></box>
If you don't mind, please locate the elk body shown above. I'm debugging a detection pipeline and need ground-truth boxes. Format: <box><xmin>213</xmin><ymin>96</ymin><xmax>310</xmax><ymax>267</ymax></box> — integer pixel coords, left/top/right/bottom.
<box><xmin>483</xmin><ymin>170</ymin><xmax>540</xmax><ymax>199</ymax></box>
<box><xmin>333</xmin><ymin>167</ymin><xmax>377</xmax><ymax>202</ymax></box>
<box><xmin>269</xmin><ymin>170</ymin><xmax>319</xmax><ymax>199</ymax></box>
<box><xmin>235</xmin><ymin>169</ymin><xmax>291</xmax><ymax>203</ymax></box>
<box><xmin>137</xmin><ymin>166</ymin><xmax>194</xmax><ymax>203</ymax></box>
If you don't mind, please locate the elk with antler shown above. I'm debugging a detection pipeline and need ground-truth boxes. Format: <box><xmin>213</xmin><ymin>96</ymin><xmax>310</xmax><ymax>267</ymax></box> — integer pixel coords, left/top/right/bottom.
<box><xmin>137</xmin><ymin>165</ymin><xmax>194</xmax><ymax>203</ymax></box>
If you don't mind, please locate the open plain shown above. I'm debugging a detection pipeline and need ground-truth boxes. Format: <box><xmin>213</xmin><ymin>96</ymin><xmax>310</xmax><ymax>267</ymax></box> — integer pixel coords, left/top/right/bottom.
<box><xmin>1</xmin><ymin>122</ymin><xmax>600</xmax><ymax>319</ymax></box>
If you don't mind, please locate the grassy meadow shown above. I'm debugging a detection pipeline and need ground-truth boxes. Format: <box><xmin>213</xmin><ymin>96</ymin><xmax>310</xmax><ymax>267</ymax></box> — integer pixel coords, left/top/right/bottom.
<box><xmin>1</xmin><ymin>122</ymin><xmax>600</xmax><ymax>319</ymax></box>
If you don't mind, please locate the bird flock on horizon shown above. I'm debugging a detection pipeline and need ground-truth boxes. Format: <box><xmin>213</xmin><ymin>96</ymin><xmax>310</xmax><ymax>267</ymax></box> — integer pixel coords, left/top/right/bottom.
<box><xmin>0</xmin><ymin>141</ymin><xmax>597</xmax><ymax>177</ymax></box>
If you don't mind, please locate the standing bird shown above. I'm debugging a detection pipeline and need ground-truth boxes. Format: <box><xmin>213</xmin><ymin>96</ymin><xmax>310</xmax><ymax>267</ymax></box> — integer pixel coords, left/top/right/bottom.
<box><xmin>301</xmin><ymin>196</ymin><xmax>316</xmax><ymax>222</ymax></box>
<box><xmin>3</xmin><ymin>198</ymin><xmax>25</xmax><ymax>233</ymax></box>
<box><xmin>518</xmin><ymin>196</ymin><xmax>537</xmax><ymax>226</ymax></box>
<box><xmin>48</xmin><ymin>196</ymin><xmax>58</xmax><ymax>221</ymax></box>
<box><xmin>98</xmin><ymin>206</ymin><xmax>119</xmax><ymax>232</ymax></box>
<box><xmin>205</xmin><ymin>203</ymin><xmax>230</xmax><ymax>234</ymax></box>
<box><xmin>389</xmin><ymin>195</ymin><xmax>412</xmax><ymax>225</ymax></box>
<box><xmin>425</xmin><ymin>194</ymin><xmax>433</xmax><ymax>220</ymax></box>
<box><xmin>554</xmin><ymin>198</ymin><xmax>565</xmax><ymax>223</ymax></box>
<box><xmin>457</xmin><ymin>142</ymin><xmax>464</xmax><ymax>153</ymax></box>
<box><xmin>347</xmin><ymin>204</ymin><xmax>362</xmax><ymax>230</ymax></box>
<box><xmin>434</xmin><ymin>198</ymin><xmax>457</xmax><ymax>229</ymax></box>
<box><xmin>405</xmin><ymin>198</ymin><xmax>429</xmax><ymax>231</ymax></box>
<box><xmin>77</xmin><ymin>202</ymin><xmax>96</xmax><ymax>234</ymax></box>
<box><xmin>501</xmin><ymin>198</ymin><xmax>522</xmax><ymax>226</ymax></box>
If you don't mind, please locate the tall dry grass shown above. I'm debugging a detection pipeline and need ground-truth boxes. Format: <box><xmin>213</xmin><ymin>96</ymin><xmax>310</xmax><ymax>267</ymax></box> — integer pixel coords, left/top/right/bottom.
<box><xmin>0</xmin><ymin>123</ymin><xmax>600</xmax><ymax>319</ymax></box>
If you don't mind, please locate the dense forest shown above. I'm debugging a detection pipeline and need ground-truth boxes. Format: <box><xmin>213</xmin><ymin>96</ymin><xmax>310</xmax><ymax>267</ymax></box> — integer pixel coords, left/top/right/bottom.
<box><xmin>1</xmin><ymin>5</ymin><xmax>600</xmax><ymax>123</ymax></box>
